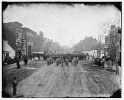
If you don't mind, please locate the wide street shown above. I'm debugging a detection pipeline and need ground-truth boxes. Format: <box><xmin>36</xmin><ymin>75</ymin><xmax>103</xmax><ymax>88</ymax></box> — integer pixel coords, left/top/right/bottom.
<box><xmin>3</xmin><ymin>59</ymin><xmax>121</xmax><ymax>97</ymax></box>
<box><xmin>3</xmin><ymin>3</ymin><xmax>121</xmax><ymax>98</ymax></box>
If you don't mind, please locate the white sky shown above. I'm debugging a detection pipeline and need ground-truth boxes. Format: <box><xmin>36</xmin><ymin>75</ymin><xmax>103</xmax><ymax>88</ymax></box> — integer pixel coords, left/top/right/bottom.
<box><xmin>3</xmin><ymin>3</ymin><xmax>121</xmax><ymax>47</ymax></box>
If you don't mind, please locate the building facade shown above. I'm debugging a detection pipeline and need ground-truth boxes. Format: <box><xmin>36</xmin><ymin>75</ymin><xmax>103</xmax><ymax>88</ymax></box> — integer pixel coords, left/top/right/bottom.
<box><xmin>83</xmin><ymin>50</ymin><xmax>97</xmax><ymax>58</ymax></box>
<box><xmin>3</xmin><ymin>21</ymin><xmax>23</xmax><ymax>60</ymax></box>
<box><xmin>22</xmin><ymin>27</ymin><xmax>37</xmax><ymax>57</ymax></box>
<box><xmin>15</xmin><ymin>22</ymin><xmax>23</xmax><ymax>58</ymax></box>
<box><xmin>105</xmin><ymin>25</ymin><xmax>121</xmax><ymax>61</ymax></box>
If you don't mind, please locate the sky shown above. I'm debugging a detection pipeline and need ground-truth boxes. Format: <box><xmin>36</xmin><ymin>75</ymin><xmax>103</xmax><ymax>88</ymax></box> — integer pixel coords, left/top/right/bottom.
<box><xmin>3</xmin><ymin>3</ymin><xmax>121</xmax><ymax>47</ymax></box>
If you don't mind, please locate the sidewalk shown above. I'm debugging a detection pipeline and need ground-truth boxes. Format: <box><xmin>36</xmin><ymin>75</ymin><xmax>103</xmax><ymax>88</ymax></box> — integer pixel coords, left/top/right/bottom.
<box><xmin>3</xmin><ymin>59</ymin><xmax>45</xmax><ymax>72</ymax></box>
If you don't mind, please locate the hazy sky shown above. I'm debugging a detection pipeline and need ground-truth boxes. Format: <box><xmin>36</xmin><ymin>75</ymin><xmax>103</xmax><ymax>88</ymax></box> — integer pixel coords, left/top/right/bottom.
<box><xmin>3</xmin><ymin>3</ymin><xmax>121</xmax><ymax>47</ymax></box>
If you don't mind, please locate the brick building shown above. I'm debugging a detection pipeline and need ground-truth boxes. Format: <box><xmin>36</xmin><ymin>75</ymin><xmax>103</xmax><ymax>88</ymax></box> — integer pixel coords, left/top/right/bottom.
<box><xmin>22</xmin><ymin>27</ymin><xmax>37</xmax><ymax>57</ymax></box>
<box><xmin>3</xmin><ymin>21</ymin><xmax>45</xmax><ymax>61</ymax></box>
<box><xmin>3</xmin><ymin>21</ymin><xmax>23</xmax><ymax>60</ymax></box>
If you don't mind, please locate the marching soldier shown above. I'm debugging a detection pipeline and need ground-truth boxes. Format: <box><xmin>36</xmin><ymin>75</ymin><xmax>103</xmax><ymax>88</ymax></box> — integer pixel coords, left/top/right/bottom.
<box><xmin>56</xmin><ymin>58</ymin><xmax>61</xmax><ymax>66</ymax></box>
<box><xmin>47</xmin><ymin>57</ymin><xmax>50</xmax><ymax>66</ymax></box>
<box><xmin>56</xmin><ymin>58</ymin><xmax>59</xmax><ymax>66</ymax></box>
<box><xmin>76</xmin><ymin>57</ymin><xmax>79</xmax><ymax>64</ymax></box>
<box><xmin>61</xmin><ymin>58</ymin><xmax>64</xmax><ymax>67</ymax></box>
<box><xmin>49</xmin><ymin>57</ymin><xmax>54</xmax><ymax>64</ymax></box>
<box><xmin>50</xmin><ymin>58</ymin><xmax>54</xmax><ymax>64</ymax></box>
<box><xmin>72</xmin><ymin>57</ymin><xmax>77</xmax><ymax>67</ymax></box>
<box><xmin>65</xmin><ymin>58</ymin><xmax>69</xmax><ymax>66</ymax></box>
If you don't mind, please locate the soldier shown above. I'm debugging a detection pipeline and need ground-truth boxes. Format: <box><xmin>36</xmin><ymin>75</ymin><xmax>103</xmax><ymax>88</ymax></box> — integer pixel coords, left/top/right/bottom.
<box><xmin>52</xmin><ymin>56</ymin><xmax>56</xmax><ymax>62</ymax></box>
<box><xmin>68</xmin><ymin>56</ymin><xmax>71</xmax><ymax>63</ymax></box>
<box><xmin>56</xmin><ymin>58</ymin><xmax>61</xmax><ymax>66</ymax></box>
<box><xmin>51</xmin><ymin>58</ymin><xmax>54</xmax><ymax>64</ymax></box>
<box><xmin>72</xmin><ymin>57</ymin><xmax>77</xmax><ymax>67</ymax></box>
<box><xmin>76</xmin><ymin>57</ymin><xmax>79</xmax><ymax>64</ymax></box>
<box><xmin>16</xmin><ymin>55</ymin><xmax>21</xmax><ymax>69</ymax></box>
<box><xmin>61</xmin><ymin>58</ymin><xmax>64</xmax><ymax>67</ymax></box>
<box><xmin>59</xmin><ymin>58</ymin><xmax>61</xmax><ymax>65</ymax></box>
<box><xmin>49</xmin><ymin>57</ymin><xmax>53</xmax><ymax>65</ymax></box>
<box><xmin>65</xmin><ymin>58</ymin><xmax>69</xmax><ymax>66</ymax></box>
<box><xmin>55</xmin><ymin>59</ymin><xmax>58</xmax><ymax>66</ymax></box>
<box><xmin>47</xmin><ymin>57</ymin><xmax>50</xmax><ymax>66</ymax></box>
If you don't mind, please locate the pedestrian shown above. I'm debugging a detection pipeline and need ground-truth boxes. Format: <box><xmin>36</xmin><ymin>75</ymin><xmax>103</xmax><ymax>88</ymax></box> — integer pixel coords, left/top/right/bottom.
<box><xmin>12</xmin><ymin>77</ymin><xmax>17</xmax><ymax>96</ymax></box>
<box><xmin>24</xmin><ymin>55</ymin><xmax>28</xmax><ymax>65</ymax></box>
<box><xmin>47</xmin><ymin>57</ymin><xmax>50</xmax><ymax>66</ymax></box>
<box><xmin>101</xmin><ymin>56</ymin><xmax>105</xmax><ymax>69</ymax></box>
<box><xmin>30</xmin><ymin>54</ymin><xmax>32</xmax><ymax>61</ymax></box>
<box><xmin>116</xmin><ymin>60</ymin><xmax>119</xmax><ymax>75</ymax></box>
<box><xmin>38</xmin><ymin>54</ymin><xmax>40</xmax><ymax>60</ymax></box>
<box><xmin>16</xmin><ymin>56</ymin><xmax>21</xmax><ymax>69</ymax></box>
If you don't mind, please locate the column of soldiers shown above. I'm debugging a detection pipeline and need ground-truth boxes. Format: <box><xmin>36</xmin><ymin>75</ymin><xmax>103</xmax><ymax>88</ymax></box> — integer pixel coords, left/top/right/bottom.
<box><xmin>46</xmin><ymin>55</ymin><xmax>80</xmax><ymax>67</ymax></box>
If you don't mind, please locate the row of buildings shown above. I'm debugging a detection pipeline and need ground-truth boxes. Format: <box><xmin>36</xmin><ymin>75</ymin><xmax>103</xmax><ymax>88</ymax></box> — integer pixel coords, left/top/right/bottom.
<box><xmin>80</xmin><ymin>25</ymin><xmax>121</xmax><ymax>62</ymax></box>
<box><xmin>3</xmin><ymin>21</ymin><xmax>45</xmax><ymax>62</ymax></box>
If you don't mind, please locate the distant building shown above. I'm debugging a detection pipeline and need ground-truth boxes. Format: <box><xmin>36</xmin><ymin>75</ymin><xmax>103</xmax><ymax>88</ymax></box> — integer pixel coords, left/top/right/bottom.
<box><xmin>39</xmin><ymin>31</ymin><xmax>44</xmax><ymax>37</ymax></box>
<box><xmin>32</xmin><ymin>31</ymin><xmax>44</xmax><ymax>52</ymax></box>
<box><xmin>83</xmin><ymin>50</ymin><xmax>97</xmax><ymax>58</ymax></box>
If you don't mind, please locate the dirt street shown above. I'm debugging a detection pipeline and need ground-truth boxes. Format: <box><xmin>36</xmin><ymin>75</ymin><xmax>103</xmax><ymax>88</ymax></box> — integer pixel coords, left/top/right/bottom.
<box><xmin>3</xmin><ymin>61</ymin><xmax>46</xmax><ymax>97</ymax></box>
<box><xmin>8</xmin><ymin>60</ymin><xmax>120</xmax><ymax>97</ymax></box>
